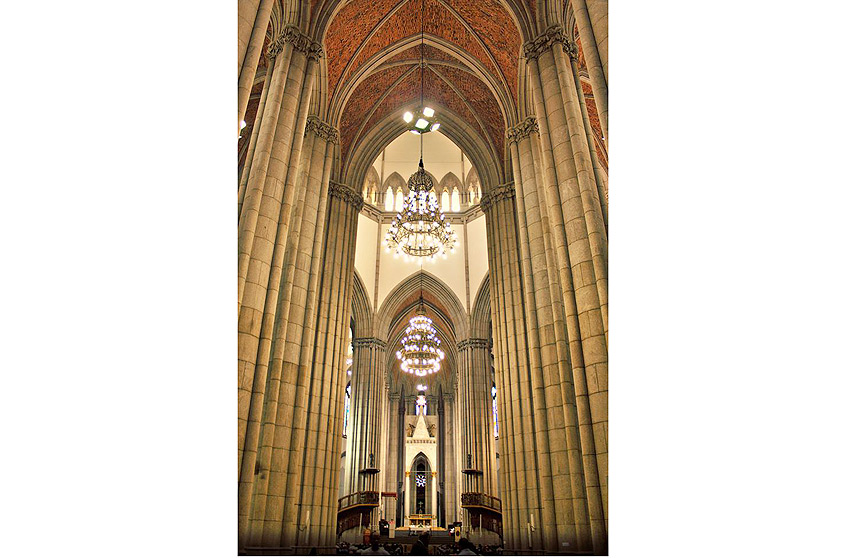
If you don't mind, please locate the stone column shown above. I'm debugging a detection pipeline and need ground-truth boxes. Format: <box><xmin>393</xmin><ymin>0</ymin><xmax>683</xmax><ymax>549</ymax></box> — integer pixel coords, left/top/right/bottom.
<box><xmin>508</xmin><ymin>117</ymin><xmax>591</xmax><ymax>551</ymax></box>
<box><xmin>404</xmin><ymin>470</ymin><xmax>411</xmax><ymax>522</ymax></box>
<box><xmin>238</xmin><ymin>0</ymin><xmax>274</xmax><ymax>125</ymax></box>
<box><xmin>481</xmin><ymin>184</ymin><xmax>551</xmax><ymax>551</ymax></box>
<box><xmin>569</xmin><ymin>0</ymin><xmax>607</xmax><ymax>142</ymax></box>
<box><xmin>522</xmin><ymin>27</ymin><xmax>609</xmax><ymax>555</ymax></box>
<box><xmin>295</xmin><ymin>182</ymin><xmax>363</xmax><ymax>549</ymax></box>
<box><xmin>238</xmin><ymin>26</ymin><xmax>322</xmax><ymax>310</ymax></box>
<box><xmin>237</xmin><ymin>29</ymin><xmax>326</xmax><ymax>554</ymax></box>
<box><xmin>571</xmin><ymin>70</ymin><xmax>608</xmax><ymax>228</ymax></box>
<box><xmin>238</xmin><ymin>0</ymin><xmax>259</xmax><ymax>75</ymax></box>
<box><xmin>237</xmin><ymin>115</ymin><xmax>340</xmax><ymax>553</ymax></box>
<box><xmin>238</xmin><ymin>52</ymin><xmax>276</xmax><ymax>217</ymax></box>
<box><xmin>431</xmin><ymin>471</ymin><xmax>438</xmax><ymax>521</ymax></box>
<box><xmin>345</xmin><ymin>338</ymin><xmax>387</xmax><ymax>496</ymax></box>
<box><xmin>456</xmin><ymin>339</ymin><xmax>497</xmax><ymax>498</ymax></box>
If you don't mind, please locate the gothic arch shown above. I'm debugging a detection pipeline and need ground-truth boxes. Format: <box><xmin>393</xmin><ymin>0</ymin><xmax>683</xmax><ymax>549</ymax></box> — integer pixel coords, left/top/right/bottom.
<box><xmin>438</xmin><ymin>171</ymin><xmax>462</xmax><ymax>195</ymax></box>
<box><xmin>343</xmin><ymin>107</ymin><xmax>504</xmax><ymax>193</ymax></box>
<box><xmin>470</xmin><ymin>272</ymin><xmax>492</xmax><ymax>339</ymax></box>
<box><xmin>375</xmin><ymin>270</ymin><xmax>469</xmax><ymax>342</ymax></box>
<box><xmin>351</xmin><ymin>270</ymin><xmax>374</xmax><ymax>338</ymax></box>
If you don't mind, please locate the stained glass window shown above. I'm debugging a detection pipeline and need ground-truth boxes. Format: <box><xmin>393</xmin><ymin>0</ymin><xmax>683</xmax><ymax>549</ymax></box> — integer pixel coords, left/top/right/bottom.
<box><xmin>415</xmin><ymin>394</ymin><xmax>427</xmax><ymax>416</ymax></box>
<box><xmin>492</xmin><ymin>385</ymin><xmax>499</xmax><ymax>438</ymax></box>
<box><xmin>343</xmin><ymin>383</ymin><xmax>351</xmax><ymax>437</ymax></box>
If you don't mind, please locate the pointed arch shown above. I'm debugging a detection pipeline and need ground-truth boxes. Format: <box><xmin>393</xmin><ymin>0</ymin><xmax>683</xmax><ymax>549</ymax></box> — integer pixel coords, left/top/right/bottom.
<box><xmin>351</xmin><ymin>270</ymin><xmax>374</xmax><ymax>338</ymax></box>
<box><xmin>470</xmin><ymin>271</ymin><xmax>492</xmax><ymax>339</ymax></box>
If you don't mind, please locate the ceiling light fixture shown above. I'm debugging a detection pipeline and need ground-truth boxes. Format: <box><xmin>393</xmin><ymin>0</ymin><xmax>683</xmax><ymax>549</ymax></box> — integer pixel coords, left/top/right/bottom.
<box><xmin>399</xmin><ymin>0</ymin><xmax>439</xmax><ymax>134</ymax></box>
<box><xmin>383</xmin><ymin>0</ymin><xmax>457</xmax><ymax>263</ymax></box>
<box><xmin>395</xmin><ymin>274</ymin><xmax>444</xmax><ymax>378</ymax></box>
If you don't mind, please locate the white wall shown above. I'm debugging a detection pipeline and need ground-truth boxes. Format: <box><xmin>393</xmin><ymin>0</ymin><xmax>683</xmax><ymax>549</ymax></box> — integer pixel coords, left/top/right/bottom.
<box><xmin>381</xmin><ymin>131</ymin><xmax>471</xmax><ymax>186</ymax></box>
<box><xmin>354</xmin><ymin>213</ymin><xmax>379</xmax><ymax>307</ymax></box>
<box><xmin>377</xmin><ymin>222</ymin><xmax>467</xmax><ymax>313</ymax></box>
<box><xmin>467</xmin><ymin>215</ymin><xmax>489</xmax><ymax>310</ymax></box>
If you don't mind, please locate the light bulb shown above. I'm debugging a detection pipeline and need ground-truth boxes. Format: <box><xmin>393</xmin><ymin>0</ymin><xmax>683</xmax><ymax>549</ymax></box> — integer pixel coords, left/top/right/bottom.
<box><xmin>423</xmin><ymin>107</ymin><xmax>435</xmax><ymax>117</ymax></box>
<box><xmin>430</xmin><ymin>122</ymin><xmax>440</xmax><ymax>132</ymax></box>
<box><xmin>415</xmin><ymin>118</ymin><xmax>429</xmax><ymax>129</ymax></box>
<box><xmin>403</xmin><ymin>111</ymin><xmax>414</xmax><ymax>123</ymax></box>
<box><xmin>240</xmin><ymin>120</ymin><xmax>247</xmax><ymax>129</ymax></box>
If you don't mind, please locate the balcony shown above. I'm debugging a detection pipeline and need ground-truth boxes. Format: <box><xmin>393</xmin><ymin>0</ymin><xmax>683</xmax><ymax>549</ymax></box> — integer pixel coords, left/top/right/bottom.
<box><xmin>461</xmin><ymin>492</ymin><xmax>501</xmax><ymax>512</ymax></box>
<box><xmin>338</xmin><ymin>490</ymin><xmax>380</xmax><ymax>513</ymax></box>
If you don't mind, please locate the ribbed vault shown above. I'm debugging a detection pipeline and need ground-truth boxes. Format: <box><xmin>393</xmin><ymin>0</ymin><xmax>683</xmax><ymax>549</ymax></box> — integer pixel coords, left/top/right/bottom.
<box><xmin>306</xmin><ymin>0</ymin><xmax>539</xmax><ymax>183</ymax></box>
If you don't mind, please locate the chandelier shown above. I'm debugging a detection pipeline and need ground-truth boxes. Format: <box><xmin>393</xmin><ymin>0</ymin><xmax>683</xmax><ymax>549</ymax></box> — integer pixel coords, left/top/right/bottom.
<box><xmin>396</xmin><ymin>297</ymin><xmax>444</xmax><ymax>377</ymax></box>
<box><xmin>383</xmin><ymin>0</ymin><xmax>456</xmax><ymax>262</ymax></box>
<box><xmin>384</xmin><ymin>161</ymin><xmax>457</xmax><ymax>260</ymax></box>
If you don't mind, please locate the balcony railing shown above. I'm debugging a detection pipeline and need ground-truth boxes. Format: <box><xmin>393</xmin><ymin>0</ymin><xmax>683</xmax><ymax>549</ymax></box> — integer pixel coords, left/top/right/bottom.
<box><xmin>338</xmin><ymin>490</ymin><xmax>380</xmax><ymax>511</ymax></box>
<box><xmin>461</xmin><ymin>492</ymin><xmax>501</xmax><ymax>511</ymax></box>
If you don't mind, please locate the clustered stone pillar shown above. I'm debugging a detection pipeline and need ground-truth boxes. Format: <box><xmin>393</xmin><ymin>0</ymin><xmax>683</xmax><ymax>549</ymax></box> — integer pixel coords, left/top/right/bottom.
<box><xmin>481</xmin><ymin>183</ymin><xmax>553</xmax><ymax>552</ymax></box>
<box><xmin>344</xmin><ymin>338</ymin><xmax>387</xmax><ymax>497</ymax></box>
<box><xmin>238</xmin><ymin>45</ymin><xmax>277</xmax><ymax>216</ymax></box>
<box><xmin>236</xmin><ymin>20</ymin><xmax>366</xmax><ymax>551</ymax></box>
<box><xmin>301</xmin><ymin>182</ymin><xmax>363</xmax><ymax>548</ymax></box>
<box><xmin>475</xmin><ymin>24</ymin><xmax>610</xmax><ymax>554</ymax></box>
<box><xmin>569</xmin><ymin>0</ymin><xmax>607</xmax><ymax>144</ymax></box>
<box><xmin>456</xmin><ymin>339</ymin><xmax>499</xmax><ymax>510</ymax></box>
<box><xmin>238</xmin><ymin>0</ymin><xmax>274</xmax><ymax>125</ymax></box>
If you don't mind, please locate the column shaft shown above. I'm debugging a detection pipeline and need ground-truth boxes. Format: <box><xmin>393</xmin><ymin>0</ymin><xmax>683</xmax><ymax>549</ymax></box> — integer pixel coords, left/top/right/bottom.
<box><xmin>238</xmin><ymin>54</ymin><xmax>276</xmax><ymax>217</ymax></box>
<box><xmin>569</xmin><ymin>1</ymin><xmax>608</xmax><ymax>142</ymax></box>
<box><xmin>238</xmin><ymin>0</ymin><xmax>274</xmax><ymax>124</ymax></box>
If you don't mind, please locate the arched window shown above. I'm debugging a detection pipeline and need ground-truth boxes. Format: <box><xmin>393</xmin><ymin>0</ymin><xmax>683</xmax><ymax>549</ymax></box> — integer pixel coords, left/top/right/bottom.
<box><xmin>395</xmin><ymin>188</ymin><xmax>405</xmax><ymax>212</ymax></box>
<box><xmin>451</xmin><ymin>187</ymin><xmax>461</xmax><ymax>212</ymax></box>
<box><xmin>469</xmin><ymin>187</ymin><xmax>475</xmax><ymax>205</ymax></box>
<box><xmin>343</xmin><ymin>383</ymin><xmax>351</xmax><ymax>437</ymax></box>
<box><xmin>415</xmin><ymin>394</ymin><xmax>427</xmax><ymax>416</ymax></box>
<box><xmin>441</xmin><ymin>189</ymin><xmax>450</xmax><ymax>212</ymax></box>
<box><xmin>384</xmin><ymin>187</ymin><xmax>394</xmax><ymax>211</ymax></box>
<box><xmin>491</xmin><ymin>384</ymin><xmax>499</xmax><ymax>438</ymax></box>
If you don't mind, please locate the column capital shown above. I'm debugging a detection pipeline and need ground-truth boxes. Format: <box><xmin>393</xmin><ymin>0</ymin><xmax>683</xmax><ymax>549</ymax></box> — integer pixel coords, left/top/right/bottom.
<box><xmin>457</xmin><ymin>338</ymin><xmax>490</xmax><ymax>351</ymax></box>
<box><xmin>269</xmin><ymin>25</ymin><xmax>324</xmax><ymax>61</ymax></box>
<box><xmin>522</xmin><ymin>25</ymin><xmax>577</xmax><ymax>61</ymax></box>
<box><xmin>329</xmin><ymin>181</ymin><xmax>364</xmax><ymax>211</ymax></box>
<box><xmin>305</xmin><ymin>115</ymin><xmax>339</xmax><ymax>144</ymax></box>
<box><xmin>354</xmin><ymin>337</ymin><xmax>386</xmax><ymax>349</ymax></box>
<box><xmin>506</xmin><ymin>117</ymin><xmax>539</xmax><ymax>145</ymax></box>
<box><xmin>480</xmin><ymin>182</ymin><xmax>515</xmax><ymax>213</ymax></box>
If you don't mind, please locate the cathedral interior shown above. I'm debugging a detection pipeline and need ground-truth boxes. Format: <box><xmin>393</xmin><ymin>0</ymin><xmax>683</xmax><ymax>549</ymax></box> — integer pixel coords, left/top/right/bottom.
<box><xmin>237</xmin><ymin>0</ymin><xmax>608</xmax><ymax>554</ymax></box>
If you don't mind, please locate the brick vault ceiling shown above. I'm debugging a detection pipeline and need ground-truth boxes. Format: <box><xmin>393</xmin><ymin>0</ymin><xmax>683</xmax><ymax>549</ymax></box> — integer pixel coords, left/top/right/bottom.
<box><xmin>323</xmin><ymin>0</ymin><xmax>522</xmax><ymax>172</ymax></box>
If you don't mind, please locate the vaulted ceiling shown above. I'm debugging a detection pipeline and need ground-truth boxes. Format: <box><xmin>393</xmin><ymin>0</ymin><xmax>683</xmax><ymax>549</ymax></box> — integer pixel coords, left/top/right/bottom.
<box><xmin>240</xmin><ymin>1</ymin><xmax>607</xmax><ymax>184</ymax></box>
<box><xmin>320</xmin><ymin>0</ymin><xmax>524</xmax><ymax>179</ymax></box>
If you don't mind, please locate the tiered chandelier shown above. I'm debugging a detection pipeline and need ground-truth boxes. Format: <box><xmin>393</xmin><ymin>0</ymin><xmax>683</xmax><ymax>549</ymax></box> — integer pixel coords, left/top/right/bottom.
<box><xmin>384</xmin><ymin>162</ymin><xmax>457</xmax><ymax>260</ymax></box>
<box><xmin>396</xmin><ymin>273</ymin><xmax>445</xmax><ymax>377</ymax></box>
<box><xmin>392</xmin><ymin>0</ymin><xmax>448</xmax><ymax>379</ymax></box>
<box><xmin>383</xmin><ymin>0</ymin><xmax>457</xmax><ymax>262</ymax></box>
<box><xmin>396</xmin><ymin>302</ymin><xmax>444</xmax><ymax>377</ymax></box>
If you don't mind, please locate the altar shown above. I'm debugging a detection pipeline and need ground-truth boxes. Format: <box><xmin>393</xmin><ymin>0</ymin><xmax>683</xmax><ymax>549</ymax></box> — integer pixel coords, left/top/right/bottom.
<box><xmin>407</xmin><ymin>514</ymin><xmax>435</xmax><ymax>530</ymax></box>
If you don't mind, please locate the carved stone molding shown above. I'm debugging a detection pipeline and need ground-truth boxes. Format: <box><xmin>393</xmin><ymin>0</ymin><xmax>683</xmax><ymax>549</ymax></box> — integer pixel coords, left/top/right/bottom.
<box><xmin>329</xmin><ymin>181</ymin><xmax>364</xmax><ymax>211</ymax></box>
<box><xmin>354</xmin><ymin>337</ymin><xmax>386</xmax><ymax>349</ymax></box>
<box><xmin>267</xmin><ymin>25</ymin><xmax>323</xmax><ymax>61</ymax></box>
<box><xmin>480</xmin><ymin>182</ymin><xmax>516</xmax><ymax>213</ymax></box>
<box><xmin>457</xmin><ymin>338</ymin><xmax>490</xmax><ymax>351</ymax></box>
<box><xmin>506</xmin><ymin>117</ymin><xmax>539</xmax><ymax>144</ymax></box>
<box><xmin>522</xmin><ymin>25</ymin><xmax>577</xmax><ymax>61</ymax></box>
<box><xmin>306</xmin><ymin>115</ymin><xmax>339</xmax><ymax>144</ymax></box>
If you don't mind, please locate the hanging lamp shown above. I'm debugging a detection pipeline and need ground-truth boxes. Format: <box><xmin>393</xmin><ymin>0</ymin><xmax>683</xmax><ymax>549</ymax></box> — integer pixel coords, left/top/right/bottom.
<box><xmin>402</xmin><ymin>0</ymin><xmax>440</xmax><ymax>134</ymax></box>
<box><xmin>396</xmin><ymin>275</ymin><xmax>444</xmax><ymax>377</ymax></box>
<box><xmin>383</xmin><ymin>0</ymin><xmax>458</xmax><ymax>262</ymax></box>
